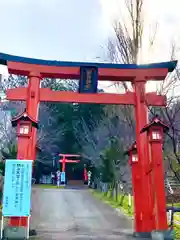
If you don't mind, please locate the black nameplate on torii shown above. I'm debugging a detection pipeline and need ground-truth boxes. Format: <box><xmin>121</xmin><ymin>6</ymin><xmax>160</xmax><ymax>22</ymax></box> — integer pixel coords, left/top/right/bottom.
<box><xmin>79</xmin><ymin>66</ymin><xmax>98</xmax><ymax>93</ymax></box>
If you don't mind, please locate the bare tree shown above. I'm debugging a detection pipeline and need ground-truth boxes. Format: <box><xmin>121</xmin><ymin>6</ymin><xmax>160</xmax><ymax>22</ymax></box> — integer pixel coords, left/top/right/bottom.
<box><xmin>0</xmin><ymin>76</ymin><xmax>76</xmax><ymax>165</ymax></box>
<box><xmin>89</xmin><ymin>0</ymin><xmax>159</xmax><ymax>196</ymax></box>
<box><xmin>105</xmin><ymin>0</ymin><xmax>153</xmax><ymax>140</ymax></box>
<box><xmin>108</xmin><ymin>1</ymin><xmax>180</xmax><ymax>195</ymax></box>
<box><xmin>73</xmin><ymin>111</ymin><xmax>131</xmax><ymax>191</ymax></box>
<box><xmin>144</xmin><ymin>43</ymin><xmax>180</xmax><ymax>186</ymax></box>
<box><xmin>0</xmin><ymin>110</ymin><xmax>16</xmax><ymax>150</ymax></box>
<box><xmin>108</xmin><ymin>0</ymin><xmax>146</xmax><ymax>82</ymax></box>
<box><xmin>150</xmin><ymin>76</ymin><xmax>180</xmax><ymax>183</ymax></box>
<box><xmin>37</xmin><ymin>102</ymin><xmax>67</xmax><ymax>163</ymax></box>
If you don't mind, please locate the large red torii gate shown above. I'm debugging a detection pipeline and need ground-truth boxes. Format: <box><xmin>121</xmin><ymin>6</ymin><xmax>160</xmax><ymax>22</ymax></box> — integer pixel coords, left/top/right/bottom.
<box><xmin>0</xmin><ymin>52</ymin><xmax>177</xmax><ymax>237</ymax></box>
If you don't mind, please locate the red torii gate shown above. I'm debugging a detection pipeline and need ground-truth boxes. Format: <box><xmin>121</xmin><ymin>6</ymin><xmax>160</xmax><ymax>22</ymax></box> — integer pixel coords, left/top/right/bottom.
<box><xmin>0</xmin><ymin>52</ymin><xmax>177</xmax><ymax>237</ymax></box>
<box><xmin>59</xmin><ymin>154</ymin><xmax>80</xmax><ymax>172</ymax></box>
<box><xmin>58</xmin><ymin>154</ymin><xmax>89</xmax><ymax>183</ymax></box>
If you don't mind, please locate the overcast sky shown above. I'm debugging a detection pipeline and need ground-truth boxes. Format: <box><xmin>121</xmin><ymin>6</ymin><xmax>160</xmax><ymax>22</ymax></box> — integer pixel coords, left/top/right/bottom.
<box><xmin>0</xmin><ymin>0</ymin><xmax>180</xmax><ymax>91</ymax></box>
<box><xmin>0</xmin><ymin>0</ymin><xmax>109</xmax><ymax>61</ymax></box>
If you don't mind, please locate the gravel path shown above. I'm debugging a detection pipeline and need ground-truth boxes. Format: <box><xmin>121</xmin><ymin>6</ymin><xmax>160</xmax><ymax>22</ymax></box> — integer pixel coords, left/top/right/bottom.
<box><xmin>30</xmin><ymin>187</ymin><xmax>135</xmax><ymax>239</ymax></box>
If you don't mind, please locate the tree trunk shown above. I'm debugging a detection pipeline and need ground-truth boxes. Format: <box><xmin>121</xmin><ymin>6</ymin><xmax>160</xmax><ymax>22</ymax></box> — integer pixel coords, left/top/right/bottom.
<box><xmin>110</xmin><ymin>182</ymin><xmax>115</xmax><ymax>199</ymax></box>
<box><xmin>120</xmin><ymin>193</ymin><xmax>126</xmax><ymax>206</ymax></box>
<box><xmin>0</xmin><ymin>175</ymin><xmax>4</xmax><ymax>204</ymax></box>
<box><xmin>115</xmin><ymin>181</ymin><xmax>118</xmax><ymax>201</ymax></box>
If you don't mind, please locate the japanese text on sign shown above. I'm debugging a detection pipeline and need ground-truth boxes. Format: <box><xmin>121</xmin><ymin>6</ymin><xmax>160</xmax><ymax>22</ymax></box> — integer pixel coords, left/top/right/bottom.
<box><xmin>2</xmin><ymin>159</ymin><xmax>33</xmax><ymax>217</ymax></box>
<box><xmin>85</xmin><ymin>69</ymin><xmax>93</xmax><ymax>90</ymax></box>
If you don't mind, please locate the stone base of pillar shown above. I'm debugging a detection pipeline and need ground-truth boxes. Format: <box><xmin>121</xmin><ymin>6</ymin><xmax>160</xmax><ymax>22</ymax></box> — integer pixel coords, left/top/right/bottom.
<box><xmin>133</xmin><ymin>231</ymin><xmax>152</xmax><ymax>239</ymax></box>
<box><xmin>133</xmin><ymin>229</ymin><xmax>174</xmax><ymax>239</ymax></box>
<box><xmin>3</xmin><ymin>227</ymin><xmax>37</xmax><ymax>239</ymax></box>
<box><xmin>3</xmin><ymin>226</ymin><xmax>27</xmax><ymax>239</ymax></box>
<box><xmin>151</xmin><ymin>229</ymin><xmax>174</xmax><ymax>240</ymax></box>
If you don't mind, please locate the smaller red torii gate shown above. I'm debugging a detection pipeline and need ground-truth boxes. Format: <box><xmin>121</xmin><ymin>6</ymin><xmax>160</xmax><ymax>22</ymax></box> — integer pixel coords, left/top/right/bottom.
<box><xmin>58</xmin><ymin>154</ymin><xmax>88</xmax><ymax>183</ymax></box>
<box><xmin>59</xmin><ymin>154</ymin><xmax>80</xmax><ymax>172</ymax></box>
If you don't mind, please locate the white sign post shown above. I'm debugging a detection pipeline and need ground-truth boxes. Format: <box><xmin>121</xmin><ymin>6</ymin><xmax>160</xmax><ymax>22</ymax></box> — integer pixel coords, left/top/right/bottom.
<box><xmin>88</xmin><ymin>171</ymin><xmax>91</xmax><ymax>186</ymax></box>
<box><xmin>128</xmin><ymin>193</ymin><xmax>131</xmax><ymax>214</ymax></box>
<box><xmin>56</xmin><ymin>171</ymin><xmax>61</xmax><ymax>187</ymax></box>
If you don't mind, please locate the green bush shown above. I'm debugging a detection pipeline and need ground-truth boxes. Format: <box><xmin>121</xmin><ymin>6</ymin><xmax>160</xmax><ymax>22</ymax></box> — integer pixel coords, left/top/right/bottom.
<box><xmin>174</xmin><ymin>224</ymin><xmax>180</xmax><ymax>239</ymax></box>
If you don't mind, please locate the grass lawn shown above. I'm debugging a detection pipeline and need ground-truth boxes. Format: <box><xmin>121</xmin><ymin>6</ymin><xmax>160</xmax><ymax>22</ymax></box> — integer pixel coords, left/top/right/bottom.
<box><xmin>90</xmin><ymin>189</ymin><xmax>133</xmax><ymax>217</ymax></box>
<box><xmin>167</xmin><ymin>203</ymin><xmax>180</xmax><ymax>238</ymax></box>
<box><xmin>34</xmin><ymin>184</ymin><xmax>65</xmax><ymax>189</ymax></box>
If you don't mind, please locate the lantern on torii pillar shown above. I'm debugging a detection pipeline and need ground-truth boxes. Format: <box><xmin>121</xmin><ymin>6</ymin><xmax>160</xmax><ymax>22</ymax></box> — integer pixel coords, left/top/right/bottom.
<box><xmin>140</xmin><ymin>115</ymin><xmax>169</xmax><ymax>231</ymax></box>
<box><xmin>11</xmin><ymin>110</ymin><xmax>38</xmax><ymax>161</ymax></box>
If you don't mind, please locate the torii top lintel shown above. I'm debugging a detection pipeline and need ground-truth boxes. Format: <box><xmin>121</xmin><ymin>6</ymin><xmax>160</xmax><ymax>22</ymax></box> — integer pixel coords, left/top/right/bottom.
<box><xmin>0</xmin><ymin>52</ymin><xmax>177</xmax><ymax>81</ymax></box>
<box><xmin>59</xmin><ymin>154</ymin><xmax>81</xmax><ymax>158</ymax></box>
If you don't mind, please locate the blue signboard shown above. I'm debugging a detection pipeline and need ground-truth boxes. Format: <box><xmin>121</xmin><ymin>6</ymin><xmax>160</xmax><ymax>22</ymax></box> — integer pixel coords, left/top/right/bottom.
<box><xmin>2</xmin><ymin>159</ymin><xmax>33</xmax><ymax>217</ymax></box>
<box><xmin>79</xmin><ymin>66</ymin><xmax>98</xmax><ymax>93</ymax></box>
<box><xmin>61</xmin><ymin>172</ymin><xmax>66</xmax><ymax>183</ymax></box>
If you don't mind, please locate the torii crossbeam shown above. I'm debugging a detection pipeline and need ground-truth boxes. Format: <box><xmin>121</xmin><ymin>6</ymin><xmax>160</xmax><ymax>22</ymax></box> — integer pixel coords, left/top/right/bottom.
<box><xmin>0</xmin><ymin>52</ymin><xmax>177</xmax><ymax>236</ymax></box>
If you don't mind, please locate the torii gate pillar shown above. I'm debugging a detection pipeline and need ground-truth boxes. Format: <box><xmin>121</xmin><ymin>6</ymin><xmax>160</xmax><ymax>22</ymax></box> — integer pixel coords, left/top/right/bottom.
<box><xmin>26</xmin><ymin>72</ymin><xmax>41</xmax><ymax>160</ymax></box>
<box><xmin>133</xmin><ymin>80</ymin><xmax>155</xmax><ymax>236</ymax></box>
<box><xmin>125</xmin><ymin>141</ymin><xmax>155</xmax><ymax>234</ymax></box>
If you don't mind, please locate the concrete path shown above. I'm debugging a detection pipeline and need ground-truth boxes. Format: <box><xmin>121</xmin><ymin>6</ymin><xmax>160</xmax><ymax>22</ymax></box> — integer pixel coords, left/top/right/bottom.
<box><xmin>30</xmin><ymin>187</ymin><xmax>134</xmax><ymax>239</ymax></box>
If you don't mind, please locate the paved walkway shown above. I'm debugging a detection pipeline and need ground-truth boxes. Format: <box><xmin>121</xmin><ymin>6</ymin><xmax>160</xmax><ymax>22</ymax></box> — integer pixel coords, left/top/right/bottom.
<box><xmin>30</xmin><ymin>187</ymin><xmax>134</xmax><ymax>239</ymax></box>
